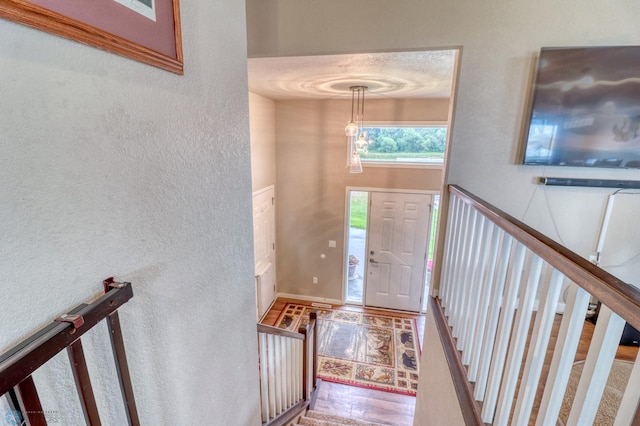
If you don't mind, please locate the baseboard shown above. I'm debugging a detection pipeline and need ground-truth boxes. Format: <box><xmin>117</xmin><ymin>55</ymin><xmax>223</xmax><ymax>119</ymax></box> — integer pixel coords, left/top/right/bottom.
<box><xmin>276</xmin><ymin>293</ymin><xmax>343</xmax><ymax>306</ymax></box>
<box><xmin>258</xmin><ymin>298</ymin><xmax>277</xmax><ymax>323</ymax></box>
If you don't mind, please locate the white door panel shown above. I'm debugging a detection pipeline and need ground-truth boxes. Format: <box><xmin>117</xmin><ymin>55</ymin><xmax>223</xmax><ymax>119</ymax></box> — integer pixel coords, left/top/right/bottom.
<box><xmin>365</xmin><ymin>192</ymin><xmax>431</xmax><ymax>312</ymax></box>
<box><xmin>253</xmin><ymin>186</ymin><xmax>276</xmax><ymax>319</ymax></box>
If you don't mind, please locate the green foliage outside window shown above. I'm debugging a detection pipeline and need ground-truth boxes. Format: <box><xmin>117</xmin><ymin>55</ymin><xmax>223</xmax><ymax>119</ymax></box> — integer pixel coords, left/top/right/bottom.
<box><xmin>360</xmin><ymin>126</ymin><xmax>447</xmax><ymax>163</ymax></box>
<box><xmin>349</xmin><ymin>192</ymin><xmax>368</xmax><ymax>229</ymax></box>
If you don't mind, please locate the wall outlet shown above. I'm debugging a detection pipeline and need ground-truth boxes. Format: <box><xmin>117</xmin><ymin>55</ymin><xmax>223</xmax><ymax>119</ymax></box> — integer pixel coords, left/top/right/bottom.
<box><xmin>313</xmin><ymin>277</ymin><xmax>318</xmax><ymax>284</ymax></box>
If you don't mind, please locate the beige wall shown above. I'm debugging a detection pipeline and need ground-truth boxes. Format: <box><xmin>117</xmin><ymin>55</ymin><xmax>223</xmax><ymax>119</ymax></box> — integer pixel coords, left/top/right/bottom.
<box><xmin>250</xmin><ymin>93</ymin><xmax>277</xmax><ymax>192</ymax></box>
<box><xmin>274</xmin><ymin>98</ymin><xmax>448</xmax><ymax>301</ymax></box>
<box><xmin>246</xmin><ymin>1</ymin><xmax>640</xmax><ymax>423</ymax></box>
<box><xmin>414</xmin><ymin>308</ymin><xmax>466</xmax><ymax>425</ymax></box>
<box><xmin>247</xmin><ymin>0</ymin><xmax>640</xmax><ymax>261</ymax></box>
<box><xmin>1</xmin><ymin>0</ymin><xmax>260</xmax><ymax>424</ymax></box>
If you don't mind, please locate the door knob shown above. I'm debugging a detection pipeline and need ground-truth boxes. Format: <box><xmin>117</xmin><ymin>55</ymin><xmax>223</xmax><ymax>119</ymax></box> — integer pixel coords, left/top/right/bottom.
<box><xmin>369</xmin><ymin>258</ymin><xmax>378</xmax><ymax>264</ymax></box>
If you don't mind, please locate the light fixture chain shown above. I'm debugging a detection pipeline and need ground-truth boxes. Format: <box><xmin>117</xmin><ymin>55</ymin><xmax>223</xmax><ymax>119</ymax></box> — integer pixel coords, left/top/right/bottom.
<box><xmin>346</xmin><ymin>85</ymin><xmax>367</xmax><ymax>173</ymax></box>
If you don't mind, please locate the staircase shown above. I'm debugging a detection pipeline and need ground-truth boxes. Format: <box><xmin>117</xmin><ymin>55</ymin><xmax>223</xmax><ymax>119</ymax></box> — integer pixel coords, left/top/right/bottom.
<box><xmin>295</xmin><ymin>410</ymin><xmax>388</xmax><ymax>426</ymax></box>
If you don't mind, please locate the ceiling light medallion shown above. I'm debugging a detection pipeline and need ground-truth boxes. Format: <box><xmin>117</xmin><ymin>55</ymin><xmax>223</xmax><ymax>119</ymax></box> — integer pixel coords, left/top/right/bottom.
<box><xmin>345</xmin><ymin>86</ymin><xmax>368</xmax><ymax>174</ymax></box>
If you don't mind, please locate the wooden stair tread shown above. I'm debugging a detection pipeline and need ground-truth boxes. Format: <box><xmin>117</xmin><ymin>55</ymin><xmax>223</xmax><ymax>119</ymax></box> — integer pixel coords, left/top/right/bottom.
<box><xmin>296</xmin><ymin>410</ymin><xmax>389</xmax><ymax>426</ymax></box>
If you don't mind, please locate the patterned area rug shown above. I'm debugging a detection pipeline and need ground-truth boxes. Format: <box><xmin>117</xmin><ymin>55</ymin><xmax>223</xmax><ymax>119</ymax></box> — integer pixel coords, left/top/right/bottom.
<box><xmin>557</xmin><ymin>360</ymin><xmax>633</xmax><ymax>426</ymax></box>
<box><xmin>274</xmin><ymin>303</ymin><xmax>421</xmax><ymax>396</ymax></box>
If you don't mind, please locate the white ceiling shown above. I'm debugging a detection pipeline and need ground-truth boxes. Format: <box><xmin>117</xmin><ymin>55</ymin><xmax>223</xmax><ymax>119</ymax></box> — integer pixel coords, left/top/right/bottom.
<box><xmin>247</xmin><ymin>50</ymin><xmax>457</xmax><ymax>100</ymax></box>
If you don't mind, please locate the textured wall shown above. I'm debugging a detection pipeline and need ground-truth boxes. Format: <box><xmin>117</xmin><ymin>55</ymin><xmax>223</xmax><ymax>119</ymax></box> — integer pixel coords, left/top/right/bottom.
<box><xmin>246</xmin><ymin>0</ymin><xmax>640</xmax><ymax>260</ymax></box>
<box><xmin>274</xmin><ymin>98</ymin><xmax>447</xmax><ymax>301</ymax></box>
<box><xmin>0</xmin><ymin>1</ymin><xmax>261</xmax><ymax>424</ymax></box>
<box><xmin>414</xmin><ymin>309</ymin><xmax>465</xmax><ymax>425</ymax></box>
<box><xmin>250</xmin><ymin>93</ymin><xmax>277</xmax><ymax>192</ymax></box>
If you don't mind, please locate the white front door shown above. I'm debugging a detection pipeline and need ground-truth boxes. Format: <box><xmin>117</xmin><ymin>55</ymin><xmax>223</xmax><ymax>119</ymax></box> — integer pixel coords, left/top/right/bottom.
<box><xmin>365</xmin><ymin>192</ymin><xmax>431</xmax><ymax>312</ymax></box>
<box><xmin>253</xmin><ymin>186</ymin><xmax>276</xmax><ymax>319</ymax></box>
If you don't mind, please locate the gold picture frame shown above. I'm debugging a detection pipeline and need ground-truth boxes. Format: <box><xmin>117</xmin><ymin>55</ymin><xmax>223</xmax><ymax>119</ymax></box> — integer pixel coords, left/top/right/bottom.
<box><xmin>0</xmin><ymin>0</ymin><xmax>183</xmax><ymax>74</ymax></box>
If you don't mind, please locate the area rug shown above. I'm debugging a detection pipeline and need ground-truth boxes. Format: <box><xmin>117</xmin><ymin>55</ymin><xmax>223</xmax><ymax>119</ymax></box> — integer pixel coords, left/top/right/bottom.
<box><xmin>557</xmin><ymin>359</ymin><xmax>633</xmax><ymax>425</ymax></box>
<box><xmin>274</xmin><ymin>303</ymin><xmax>421</xmax><ymax>396</ymax></box>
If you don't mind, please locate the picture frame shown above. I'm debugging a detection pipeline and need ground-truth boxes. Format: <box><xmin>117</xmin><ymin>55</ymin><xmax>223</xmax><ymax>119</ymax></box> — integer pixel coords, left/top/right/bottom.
<box><xmin>0</xmin><ymin>0</ymin><xmax>183</xmax><ymax>74</ymax></box>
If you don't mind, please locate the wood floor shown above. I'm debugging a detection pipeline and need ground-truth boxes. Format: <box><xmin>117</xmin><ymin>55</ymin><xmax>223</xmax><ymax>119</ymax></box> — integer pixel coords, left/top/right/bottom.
<box><xmin>264</xmin><ymin>298</ymin><xmax>640</xmax><ymax>425</ymax></box>
<box><xmin>523</xmin><ymin>314</ymin><xmax>638</xmax><ymax>424</ymax></box>
<box><xmin>261</xmin><ymin>298</ymin><xmax>424</xmax><ymax>426</ymax></box>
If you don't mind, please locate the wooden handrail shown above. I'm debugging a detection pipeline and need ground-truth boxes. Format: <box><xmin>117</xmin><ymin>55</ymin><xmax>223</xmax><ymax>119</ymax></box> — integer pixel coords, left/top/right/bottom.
<box><xmin>430</xmin><ymin>297</ymin><xmax>483</xmax><ymax>425</ymax></box>
<box><xmin>0</xmin><ymin>282</ymin><xmax>134</xmax><ymax>395</ymax></box>
<box><xmin>449</xmin><ymin>184</ymin><xmax>640</xmax><ymax>330</ymax></box>
<box><xmin>265</xmin><ymin>401</ymin><xmax>308</xmax><ymax>426</ymax></box>
<box><xmin>0</xmin><ymin>280</ymin><xmax>138</xmax><ymax>426</ymax></box>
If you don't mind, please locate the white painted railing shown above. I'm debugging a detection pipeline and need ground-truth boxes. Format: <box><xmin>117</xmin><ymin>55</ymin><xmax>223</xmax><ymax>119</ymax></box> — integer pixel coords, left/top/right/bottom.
<box><xmin>438</xmin><ymin>185</ymin><xmax>640</xmax><ymax>425</ymax></box>
<box><xmin>257</xmin><ymin>313</ymin><xmax>317</xmax><ymax>426</ymax></box>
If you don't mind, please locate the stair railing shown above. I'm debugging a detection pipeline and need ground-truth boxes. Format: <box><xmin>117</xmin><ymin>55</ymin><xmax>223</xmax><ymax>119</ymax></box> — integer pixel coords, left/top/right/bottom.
<box><xmin>0</xmin><ymin>278</ymin><xmax>138</xmax><ymax>426</ymax></box>
<box><xmin>257</xmin><ymin>312</ymin><xmax>318</xmax><ymax>426</ymax></box>
<box><xmin>435</xmin><ymin>184</ymin><xmax>640</xmax><ymax>425</ymax></box>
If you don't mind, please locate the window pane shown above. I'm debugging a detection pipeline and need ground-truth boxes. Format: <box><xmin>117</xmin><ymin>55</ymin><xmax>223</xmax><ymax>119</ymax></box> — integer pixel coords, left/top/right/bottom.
<box><xmin>359</xmin><ymin>126</ymin><xmax>447</xmax><ymax>164</ymax></box>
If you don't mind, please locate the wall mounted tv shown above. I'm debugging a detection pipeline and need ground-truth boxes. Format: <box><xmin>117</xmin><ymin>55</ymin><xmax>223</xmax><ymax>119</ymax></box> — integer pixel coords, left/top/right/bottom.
<box><xmin>522</xmin><ymin>46</ymin><xmax>640</xmax><ymax>169</ymax></box>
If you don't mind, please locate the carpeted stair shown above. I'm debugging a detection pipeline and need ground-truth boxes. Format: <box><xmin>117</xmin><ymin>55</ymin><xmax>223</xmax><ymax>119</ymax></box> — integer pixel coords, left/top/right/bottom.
<box><xmin>296</xmin><ymin>410</ymin><xmax>388</xmax><ymax>426</ymax></box>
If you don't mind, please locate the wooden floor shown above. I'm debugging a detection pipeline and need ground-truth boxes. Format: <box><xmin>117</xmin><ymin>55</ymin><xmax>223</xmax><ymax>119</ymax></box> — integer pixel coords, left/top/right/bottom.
<box><xmin>458</xmin><ymin>311</ymin><xmax>640</xmax><ymax>424</ymax></box>
<box><xmin>264</xmin><ymin>298</ymin><xmax>640</xmax><ymax>425</ymax></box>
<box><xmin>262</xmin><ymin>297</ymin><xmax>425</xmax><ymax>426</ymax></box>
<box><xmin>523</xmin><ymin>314</ymin><xmax>638</xmax><ymax>424</ymax></box>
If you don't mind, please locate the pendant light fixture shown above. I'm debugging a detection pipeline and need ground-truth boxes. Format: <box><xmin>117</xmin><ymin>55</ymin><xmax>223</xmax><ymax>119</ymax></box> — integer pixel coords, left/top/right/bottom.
<box><xmin>345</xmin><ymin>87</ymin><xmax>359</xmax><ymax>138</ymax></box>
<box><xmin>349</xmin><ymin>148</ymin><xmax>363</xmax><ymax>173</ymax></box>
<box><xmin>345</xmin><ymin>86</ymin><xmax>367</xmax><ymax>174</ymax></box>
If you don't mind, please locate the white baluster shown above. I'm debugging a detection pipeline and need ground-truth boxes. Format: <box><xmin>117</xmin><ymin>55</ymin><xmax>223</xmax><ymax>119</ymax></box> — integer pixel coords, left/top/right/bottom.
<box><xmin>494</xmin><ymin>254</ymin><xmax>544</xmax><ymax>426</ymax></box>
<box><xmin>535</xmin><ymin>283</ymin><xmax>590</xmax><ymax>425</ymax></box>
<box><xmin>462</xmin><ymin>219</ymin><xmax>494</xmax><ymax>366</ymax></box>
<box><xmin>458</xmin><ymin>211</ymin><xmax>486</xmax><ymax>351</ymax></box>
<box><xmin>482</xmin><ymin>242</ymin><xmax>527</xmax><ymax>423</ymax></box>
<box><xmin>267</xmin><ymin>334</ymin><xmax>276</xmax><ymax>418</ymax></box>
<box><xmin>452</xmin><ymin>208</ymin><xmax>479</xmax><ymax>339</ymax></box>
<box><xmin>296</xmin><ymin>337</ymin><xmax>301</xmax><ymax>403</ymax></box>
<box><xmin>276</xmin><ymin>335</ymin><xmax>284</xmax><ymax>414</ymax></box>
<box><xmin>614</xmin><ymin>347</ymin><xmax>640</xmax><ymax>425</ymax></box>
<box><xmin>473</xmin><ymin>232</ymin><xmax>513</xmax><ymax>398</ymax></box>
<box><xmin>467</xmin><ymin>224</ymin><xmax>501</xmax><ymax>381</ymax></box>
<box><xmin>285</xmin><ymin>336</ymin><xmax>292</xmax><ymax>407</ymax></box>
<box><xmin>283</xmin><ymin>335</ymin><xmax>288</xmax><ymax>412</ymax></box>
<box><xmin>440</xmin><ymin>194</ymin><xmax>461</xmax><ymax>309</ymax></box>
<box><xmin>566</xmin><ymin>306</ymin><xmax>626</xmax><ymax>425</ymax></box>
<box><xmin>259</xmin><ymin>333</ymin><xmax>269</xmax><ymax>422</ymax></box>
<box><xmin>449</xmin><ymin>200</ymin><xmax>472</xmax><ymax>328</ymax></box>
<box><xmin>512</xmin><ymin>268</ymin><xmax>565</xmax><ymax>424</ymax></box>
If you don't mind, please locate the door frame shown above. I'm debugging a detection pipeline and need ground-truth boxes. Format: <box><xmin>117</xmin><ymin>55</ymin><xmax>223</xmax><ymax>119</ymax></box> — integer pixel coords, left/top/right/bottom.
<box><xmin>343</xmin><ymin>186</ymin><xmax>441</xmax><ymax>310</ymax></box>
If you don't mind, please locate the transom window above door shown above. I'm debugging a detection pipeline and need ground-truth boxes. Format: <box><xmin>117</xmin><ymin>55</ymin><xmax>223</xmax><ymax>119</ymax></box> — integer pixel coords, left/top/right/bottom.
<box><xmin>357</xmin><ymin>124</ymin><xmax>447</xmax><ymax>167</ymax></box>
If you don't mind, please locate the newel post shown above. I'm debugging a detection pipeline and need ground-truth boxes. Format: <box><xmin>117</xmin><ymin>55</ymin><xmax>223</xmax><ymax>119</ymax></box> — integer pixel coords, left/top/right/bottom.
<box><xmin>299</xmin><ymin>311</ymin><xmax>318</xmax><ymax>401</ymax></box>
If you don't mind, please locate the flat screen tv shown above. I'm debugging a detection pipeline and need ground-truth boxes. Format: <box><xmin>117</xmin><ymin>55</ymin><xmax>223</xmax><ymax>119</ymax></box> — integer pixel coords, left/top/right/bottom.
<box><xmin>522</xmin><ymin>46</ymin><xmax>640</xmax><ymax>169</ymax></box>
